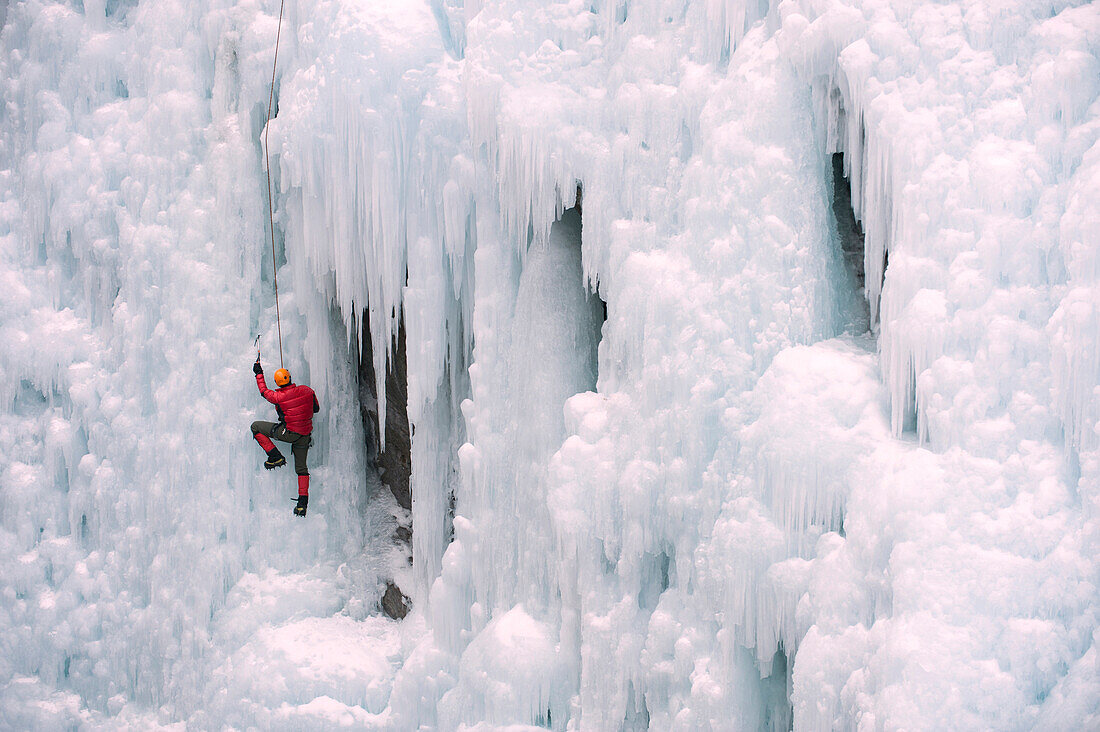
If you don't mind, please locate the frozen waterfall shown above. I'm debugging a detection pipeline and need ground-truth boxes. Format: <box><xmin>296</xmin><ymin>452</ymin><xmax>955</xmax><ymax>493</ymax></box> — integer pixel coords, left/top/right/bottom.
<box><xmin>1</xmin><ymin>0</ymin><xmax>1099</xmax><ymax>729</ymax></box>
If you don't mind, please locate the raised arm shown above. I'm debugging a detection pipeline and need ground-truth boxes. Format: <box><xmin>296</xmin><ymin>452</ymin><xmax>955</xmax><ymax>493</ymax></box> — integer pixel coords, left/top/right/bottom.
<box><xmin>253</xmin><ymin>359</ymin><xmax>280</xmax><ymax>404</ymax></box>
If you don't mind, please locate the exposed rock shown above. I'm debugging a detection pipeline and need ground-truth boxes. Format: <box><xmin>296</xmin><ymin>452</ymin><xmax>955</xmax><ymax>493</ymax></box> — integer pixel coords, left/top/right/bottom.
<box><xmin>359</xmin><ymin>312</ymin><xmax>413</xmax><ymax>619</ymax></box>
<box><xmin>381</xmin><ymin>582</ymin><xmax>409</xmax><ymax>620</ymax></box>
<box><xmin>358</xmin><ymin>315</ymin><xmax>412</xmax><ymax>512</ymax></box>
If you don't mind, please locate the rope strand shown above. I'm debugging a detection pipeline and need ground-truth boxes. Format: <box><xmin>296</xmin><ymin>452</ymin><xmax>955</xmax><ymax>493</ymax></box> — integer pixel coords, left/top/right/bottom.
<box><xmin>264</xmin><ymin>0</ymin><xmax>286</xmax><ymax>368</ymax></box>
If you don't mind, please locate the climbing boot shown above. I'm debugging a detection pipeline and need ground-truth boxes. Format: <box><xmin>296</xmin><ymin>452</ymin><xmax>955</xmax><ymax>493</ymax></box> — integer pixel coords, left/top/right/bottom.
<box><xmin>294</xmin><ymin>474</ymin><xmax>309</xmax><ymax>516</ymax></box>
<box><xmin>264</xmin><ymin>449</ymin><xmax>286</xmax><ymax>470</ymax></box>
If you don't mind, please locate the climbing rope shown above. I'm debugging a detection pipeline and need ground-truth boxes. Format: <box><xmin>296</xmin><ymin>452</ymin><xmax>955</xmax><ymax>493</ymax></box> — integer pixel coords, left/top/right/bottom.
<box><xmin>264</xmin><ymin>0</ymin><xmax>287</xmax><ymax>368</ymax></box>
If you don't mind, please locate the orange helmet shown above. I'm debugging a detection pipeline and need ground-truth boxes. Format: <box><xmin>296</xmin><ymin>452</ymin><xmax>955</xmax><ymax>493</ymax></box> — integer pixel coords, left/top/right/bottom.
<box><xmin>273</xmin><ymin>368</ymin><xmax>291</xmax><ymax>387</ymax></box>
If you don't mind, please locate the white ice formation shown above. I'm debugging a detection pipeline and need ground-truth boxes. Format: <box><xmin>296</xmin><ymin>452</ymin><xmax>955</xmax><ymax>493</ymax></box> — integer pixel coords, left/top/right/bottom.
<box><xmin>1</xmin><ymin>0</ymin><xmax>1098</xmax><ymax>729</ymax></box>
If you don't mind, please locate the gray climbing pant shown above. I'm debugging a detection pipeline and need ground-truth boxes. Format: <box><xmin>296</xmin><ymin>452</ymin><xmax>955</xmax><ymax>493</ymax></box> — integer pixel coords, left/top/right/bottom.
<box><xmin>251</xmin><ymin>421</ymin><xmax>312</xmax><ymax>476</ymax></box>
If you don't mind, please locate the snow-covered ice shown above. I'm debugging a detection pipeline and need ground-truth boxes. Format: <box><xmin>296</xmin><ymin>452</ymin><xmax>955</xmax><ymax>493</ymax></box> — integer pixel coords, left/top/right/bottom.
<box><xmin>1</xmin><ymin>0</ymin><xmax>1099</xmax><ymax>728</ymax></box>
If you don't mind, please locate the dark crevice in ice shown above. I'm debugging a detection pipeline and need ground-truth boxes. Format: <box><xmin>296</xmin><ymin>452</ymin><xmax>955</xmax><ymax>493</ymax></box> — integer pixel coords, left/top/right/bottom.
<box><xmin>570</xmin><ymin>185</ymin><xmax>607</xmax><ymax>376</ymax></box>
<box><xmin>830</xmin><ymin>152</ymin><xmax>871</xmax><ymax>335</ymax></box>
<box><xmin>621</xmin><ymin>681</ymin><xmax>651</xmax><ymax>732</ymax></box>
<box><xmin>357</xmin><ymin>313</ymin><xmax>412</xmax><ymax>618</ymax></box>
<box><xmin>637</xmin><ymin>549</ymin><xmax>671</xmax><ymax>611</ymax></box>
<box><xmin>901</xmin><ymin>365</ymin><xmax>919</xmax><ymax>434</ymax></box>
<box><xmin>762</xmin><ymin>647</ymin><xmax>793</xmax><ymax>731</ymax></box>
<box><xmin>359</xmin><ymin>315</ymin><xmax>412</xmax><ymax>513</ymax></box>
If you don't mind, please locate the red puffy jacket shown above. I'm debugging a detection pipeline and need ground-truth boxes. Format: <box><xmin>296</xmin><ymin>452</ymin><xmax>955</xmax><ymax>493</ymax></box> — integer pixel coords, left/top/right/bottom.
<box><xmin>256</xmin><ymin>374</ymin><xmax>319</xmax><ymax>435</ymax></box>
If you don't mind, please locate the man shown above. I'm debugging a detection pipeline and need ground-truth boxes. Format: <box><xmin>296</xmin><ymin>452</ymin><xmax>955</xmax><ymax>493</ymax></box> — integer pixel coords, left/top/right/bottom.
<box><xmin>251</xmin><ymin>357</ymin><xmax>319</xmax><ymax>516</ymax></box>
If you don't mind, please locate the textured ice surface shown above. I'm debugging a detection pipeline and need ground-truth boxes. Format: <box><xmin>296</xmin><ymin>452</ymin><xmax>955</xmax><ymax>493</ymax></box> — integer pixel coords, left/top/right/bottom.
<box><xmin>1</xmin><ymin>0</ymin><xmax>1099</xmax><ymax>729</ymax></box>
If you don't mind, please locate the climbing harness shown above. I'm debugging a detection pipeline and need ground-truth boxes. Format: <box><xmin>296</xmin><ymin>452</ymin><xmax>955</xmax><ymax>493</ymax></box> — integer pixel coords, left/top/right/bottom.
<box><xmin>264</xmin><ymin>0</ymin><xmax>287</xmax><ymax>368</ymax></box>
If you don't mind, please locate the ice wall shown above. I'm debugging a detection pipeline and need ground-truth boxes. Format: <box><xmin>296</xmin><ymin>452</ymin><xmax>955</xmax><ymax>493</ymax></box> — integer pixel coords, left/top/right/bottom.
<box><xmin>0</xmin><ymin>1</ymin><xmax>387</xmax><ymax>727</ymax></box>
<box><xmin>272</xmin><ymin>0</ymin><xmax>475</xmax><ymax>600</ymax></box>
<box><xmin>434</xmin><ymin>6</ymin><xmax>849</xmax><ymax>728</ymax></box>
<box><xmin>2</xmin><ymin>0</ymin><xmax>1099</xmax><ymax>729</ymax></box>
<box><xmin>422</xmin><ymin>0</ymin><xmax>1100</xmax><ymax>728</ymax></box>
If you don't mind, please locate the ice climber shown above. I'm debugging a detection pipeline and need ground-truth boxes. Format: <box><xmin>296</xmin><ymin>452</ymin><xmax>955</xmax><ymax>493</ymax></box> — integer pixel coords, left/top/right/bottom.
<box><xmin>251</xmin><ymin>356</ymin><xmax>319</xmax><ymax>517</ymax></box>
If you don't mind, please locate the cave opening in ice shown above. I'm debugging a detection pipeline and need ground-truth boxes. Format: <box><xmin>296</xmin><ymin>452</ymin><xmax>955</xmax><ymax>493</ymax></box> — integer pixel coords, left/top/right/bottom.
<box><xmin>560</xmin><ymin>189</ymin><xmax>607</xmax><ymax>372</ymax></box>
<box><xmin>356</xmin><ymin>308</ymin><xmax>413</xmax><ymax>618</ymax></box>
<box><xmin>829</xmin><ymin>151</ymin><xmax>871</xmax><ymax>336</ymax></box>
<box><xmin>815</xmin><ymin>86</ymin><xmax>886</xmax><ymax>329</ymax></box>
<box><xmin>358</xmin><ymin>311</ymin><xmax>411</xmax><ymax>514</ymax></box>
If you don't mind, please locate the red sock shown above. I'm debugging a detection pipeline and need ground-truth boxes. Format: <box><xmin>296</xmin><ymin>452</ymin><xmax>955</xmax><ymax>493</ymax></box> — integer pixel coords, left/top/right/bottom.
<box><xmin>298</xmin><ymin>474</ymin><xmax>309</xmax><ymax>497</ymax></box>
<box><xmin>254</xmin><ymin>432</ymin><xmax>276</xmax><ymax>452</ymax></box>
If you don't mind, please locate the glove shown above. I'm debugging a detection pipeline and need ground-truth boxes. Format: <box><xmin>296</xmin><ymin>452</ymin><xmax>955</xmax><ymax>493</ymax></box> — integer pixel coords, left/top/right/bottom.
<box><xmin>253</xmin><ymin>359</ymin><xmax>263</xmax><ymax>375</ymax></box>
